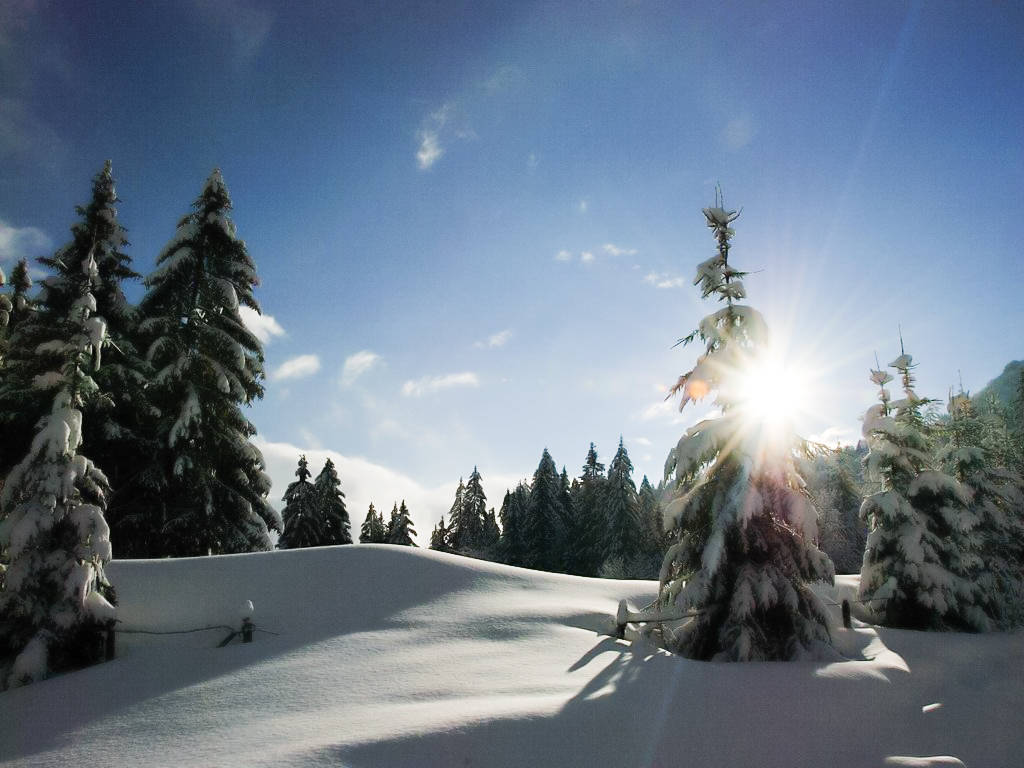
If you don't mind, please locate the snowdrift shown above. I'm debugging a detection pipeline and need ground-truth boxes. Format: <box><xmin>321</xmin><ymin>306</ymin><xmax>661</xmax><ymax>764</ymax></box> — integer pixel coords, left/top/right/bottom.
<box><xmin>1</xmin><ymin>546</ymin><xmax>1020</xmax><ymax>767</ymax></box>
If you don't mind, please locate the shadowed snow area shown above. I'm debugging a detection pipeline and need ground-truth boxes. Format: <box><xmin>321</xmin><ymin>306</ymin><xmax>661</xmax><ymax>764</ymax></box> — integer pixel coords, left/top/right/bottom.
<box><xmin>1</xmin><ymin>546</ymin><xmax>1021</xmax><ymax>767</ymax></box>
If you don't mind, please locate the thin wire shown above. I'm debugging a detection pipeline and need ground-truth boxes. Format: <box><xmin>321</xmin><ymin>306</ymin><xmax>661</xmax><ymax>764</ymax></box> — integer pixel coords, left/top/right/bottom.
<box><xmin>115</xmin><ymin>624</ymin><xmax>234</xmax><ymax>635</ymax></box>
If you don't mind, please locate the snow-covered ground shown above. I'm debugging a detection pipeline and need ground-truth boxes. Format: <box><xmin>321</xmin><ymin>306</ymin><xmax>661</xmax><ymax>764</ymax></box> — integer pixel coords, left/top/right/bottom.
<box><xmin>1</xmin><ymin>546</ymin><xmax>1021</xmax><ymax>767</ymax></box>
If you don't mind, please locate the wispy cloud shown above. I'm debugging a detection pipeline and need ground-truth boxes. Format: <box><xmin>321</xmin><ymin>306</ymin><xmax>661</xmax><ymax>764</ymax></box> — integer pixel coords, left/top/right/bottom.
<box><xmin>631</xmin><ymin>436</ymin><xmax>652</xmax><ymax>447</ymax></box>
<box><xmin>239</xmin><ymin>306</ymin><xmax>286</xmax><ymax>344</ymax></box>
<box><xmin>603</xmin><ymin>243</ymin><xmax>638</xmax><ymax>257</ymax></box>
<box><xmin>580</xmin><ymin>251</ymin><xmax>595</xmax><ymax>264</ymax></box>
<box><xmin>555</xmin><ymin>249</ymin><xmax>573</xmax><ymax>262</ymax></box>
<box><xmin>271</xmin><ymin>354</ymin><xmax>321</xmax><ymax>381</ymax></box>
<box><xmin>483</xmin><ymin>65</ymin><xmax>525</xmax><ymax>94</ymax></box>
<box><xmin>807</xmin><ymin>425</ymin><xmax>860</xmax><ymax>447</ymax></box>
<box><xmin>402</xmin><ymin>371</ymin><xmax>479</xmax><ymax>397</ymax></box>
<box><xmin>0</xmin><ymin>219</ymin><xmax>51</xmax><ymax>265</ymax></box>
<box><xmin>341</xmin><ymin>350</ymin><xmax>381</xmax><ymax>386</ymax></box>
<box><xmin>191</xmin><ymin>0</ymin><xmax>272</xmax><ymax>67</ymax></box>
<box><xmin>577</xmin><ymin>200</ymin><xmax>589</xmax><ymax>214</ymax></box>
<box><xmin>722</xmin><ymin>115</ymin><xmax>755</xmax><ymax>150</ymax></box>
<box><xmin>644</xmin><ymin>271</ymin><xmax>687</xmax><ymax>289</ymax></box>
<box><xmin>416</xmin><ymin>131</ymin><xmax>443</xmax><ymax>170</ymax></box>
<box><xmin>475</xmin><ymin>329</ymin><xmax>513</xmax><ymax>349</ymax></box>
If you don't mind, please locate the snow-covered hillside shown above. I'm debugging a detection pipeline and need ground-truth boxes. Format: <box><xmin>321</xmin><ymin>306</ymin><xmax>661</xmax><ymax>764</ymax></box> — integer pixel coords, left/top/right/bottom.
<box><xmin>1</xmin><ymin>546</ymin><xmax>1021</xmax><ymax>767</ymax></box>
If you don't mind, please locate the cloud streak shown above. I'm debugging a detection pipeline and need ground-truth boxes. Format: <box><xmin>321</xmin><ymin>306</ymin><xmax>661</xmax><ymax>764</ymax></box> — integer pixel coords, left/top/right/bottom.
<box><xmin>342</xmin><ymin>350</ymin><xmax>381</xmax><ymax>385</ymax></box>
<box><xmin>402</xmin><ymin>372</ymin><xmax>479</xmax><ymax>397</ymax></box>
<box><xmin>603</xmin><ymin>243</ymin><xmax>637</xmax><ymax>257</ymax></box>
<box><xmin>644</xmin><ymin>271</ymin><xmax>686</xmax><ymax>289</ymax></box>
<box><xmin>475</xmin><ymin>329</ymin><xmax>512</xmax><ymax>349</ymax></box>
<box><xmin>271</xmin><ymin>354</ymin><xmax>321</xmax><ymax>381</ymax></box>
<box><xmin>0</xmin><ymin>219</ymin><xmax>51</xmax><ymax>265</ymax></box>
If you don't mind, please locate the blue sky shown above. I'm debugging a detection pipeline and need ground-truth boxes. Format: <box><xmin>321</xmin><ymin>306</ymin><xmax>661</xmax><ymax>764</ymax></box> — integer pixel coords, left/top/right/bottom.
<box><xmin>2</xmin><ymin>0</ymin><xmax>1022</xmax><ymax>534</ymax></box>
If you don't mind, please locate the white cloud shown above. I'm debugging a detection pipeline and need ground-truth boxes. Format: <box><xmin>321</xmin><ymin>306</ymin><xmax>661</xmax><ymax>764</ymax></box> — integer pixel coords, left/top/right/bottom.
<box><xmin>402</xmin><ymin>372</ymin><xmax>479</xmax><ymax>397</ymax></box>
<box><xmin>239</xmin><ymin>305</ymin><xmax>286</xmax><ymax>343</ymax></box>
<box><xmin>0</xmin><ymin>219</ymin><xmax>51</xmax><ymax>265</ymax></box>
<box><xmin>577</xmin><ymin>200</ymin><xmax>588</xmax><ymax>214</ymax></box>
<box><xmin>631</xmin><ymin>436</ymin><xmax>652</xmax><ymax>447</ymax></box>
<box><xmin>555</xmin><ymin>249</ymin><xmax>573</xmax><ymax>262</ymax></box>
<box><xmin>416</xmin><ymin>131</ymin><xmax>443</xmax><ymax>170</ymax></box>
<box><xmin>807</xmin><ymin>425</ymin><xmax>861</xmax><ymax>447</ymax></box>
<box><xmin>643</xmin><ymin>271</ymin><xmax>686</xmax><ymax>289</ymax></box>
<box><xmin>271</xmin><ymin>354</ymin><xmax>321</xmax><ymax>381</ymax></box>
<box><xmin>580</xmin><ymin>251</ymin><xmax>595</xmax><ymax>264</ymax></box>
<box><xmin>603</xmin><ymin>243</ymin><xmax>637</xmax><ymax>257</ymax></box>
<box><xmin>341</xmin><ymin>350</ymin><xmax>381</xmax><ymax>386</ymax></box>
<box><xmin>527</xmin><ymin>152</ymin><xmax>539</xmax><ymax>170</ymax></box>
<box><xmin>256</xmin><ymin>437</ymin><xmax>524</xmax><ymax>542</ymax></box>
<box><xmin>722</xmin><ymin>116</ymin><xmax>756</xmax><ymax>150</ymax></box>
<box><xmin>475</xmin><ymin>329</ymin><xmax>513</xmax><ymax>349</ymax></box>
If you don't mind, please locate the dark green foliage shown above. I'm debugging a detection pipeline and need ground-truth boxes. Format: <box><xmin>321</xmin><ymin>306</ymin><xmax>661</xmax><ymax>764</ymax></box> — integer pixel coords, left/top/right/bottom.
<box><xmin>522</xmin><ymin>449</ymin><xmax>566</xmax><ymax>572</ymax></box>
<box><xmin>133</xmin><ymin>169</ymin><xmax>277</xmax><ymax>555</ymax></box>
<box><xmin>359</xmin><ymin>503</ymin><xmax>387</xmax><ymax>543</ymax></box>
<box><xmin>429</xmin><ymin>515</ymin><xmax>452</xmax><ymax>552</ymax></box>
<box><xmin>386</xmin><ymin>501</ymin><xmax>417</xmax><ymax>546</ymax></box>
<box><xmin>498</xmin><ymin>484</ymin><xmax>529</xmax><ymax>565</ymax></box>
<box><xmin>278</xmin><ymin>456</ymin><xmax>318</xmax><ymax>549</ymax></box>
<box><xmin>313</xmin><ymin>458</ymin><xmax>352</xmax><ymax>545</ymax></box>
<box><xmin>601</xmin><ymin>438</ymin><xmax>644</xmax><ymax>576</ymax></box>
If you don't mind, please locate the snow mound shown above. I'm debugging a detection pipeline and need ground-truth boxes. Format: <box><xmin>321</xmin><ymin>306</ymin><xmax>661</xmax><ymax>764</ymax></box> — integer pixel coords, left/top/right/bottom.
<box><xmin>1</xmin><ymin>547</ymin><xmax>1021</xmax><ymax>767</ymax></box>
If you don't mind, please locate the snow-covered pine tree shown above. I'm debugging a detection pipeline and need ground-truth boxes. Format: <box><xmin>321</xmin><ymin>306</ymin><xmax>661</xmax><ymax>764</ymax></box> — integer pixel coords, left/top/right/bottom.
<box><xmin>277</xmin><ymin>456</ymin><xmax>317</xmax><ymax>549</ymax></box>
<box><xmin>523</xmin><ymin>449</ymin><xmax>566</xmax><ymax>572</ymax></box>
<box><xmin>446</xmin><ymin>477</ymin><xmax>468</xmax><ymax>551</ymax></box>
<box><xmin>387</xmin><ymin>500</ymin><xmax>417</xmax><ymax>546</ymax></box>
<box><xmin>859</xmin><ymin>351</ymin><xmax>987</xmax><ymax>631</ymax></box>
<box><xmin>136</xmin><ymin>169</ymin><xmax>279</xmax><ymax>555</ymax></box>
<box><xmin>658</xmin><ymin>198</ymin><xmax>834</xmax><ymax>661</ymax></box>
<box><xmin>479</xmin><ymin>507</ymin><xmax>501</xmax><ymax>557</ymax></box>
<box><xmin>600</xmin><ymin>437</ymin><xmax>644</xmax><ymax>577</ymax></box>
<box><xmin>941</xmin><ymin>390</ymin><xmax>1024</xmax><ymax>628</ymax></box>
<box><xmin>0</xmin><ymin>163</ymin><xmax>150</xmax><ymax>490</ymax></box>
<box><xmin>313</xmin><ymin>458</ymin><xmax>352</xmax><ymax>546</ymax></box>
<box><xmin>429</xmin><ymin>515</ymin><xmax>452</xmax><ymax>551</ymax></box>
<box><xmin>0</xmin><ymin>259</ymin><xmax>33</xmax><ymax>370</ymax></box>
<box><xmin>637</xmin><ymin>475</ymin><xmax>666</xmax><ymax>577</ymax></box>
<box><xmin>458</xmin><ymin>467</ymin><xmax>487</xmax><ymax>553</ymax></box>
<box><xmin>0</xmin><ymin>240</ymin><xmax>115</xmax><ymax>687</ymax></box>
<box><xmin>359</xmin><ymin>503</ymin><xmax>387</xmax><ymax>543</ymax></box>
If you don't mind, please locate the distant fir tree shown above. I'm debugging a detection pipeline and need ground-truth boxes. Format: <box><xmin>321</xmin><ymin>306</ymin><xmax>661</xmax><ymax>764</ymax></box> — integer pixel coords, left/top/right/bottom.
<box><xmin>599</xmin><ymin>438</ymin><xmax>644</xmax><ymax>578</ymax></box>
<box><xmin>941</xmin><ymin>390</ymin><xmax>1024</xmax><ymax>628</ymax></box>
<box><xmin>459</xmin><ymin>467</ymin><xmax>487</xmax><ymax>552</ymax></box>
<box><xmin>429</xmin><ymin>515</ymin><xmax>452</xmax><ymax>552</ymax></box>
<box><xmin>445</xmin><ymin>479</ymin><xmax>466</xmax><ymax>547</ymax></box>
<box><xmin>523</xmin><ymin>449</ymin><xmax>566</xmax><ymax>572</ymax></box>
<box><xmin>808</xmin><ymin>454</ymin><xmax>866</xmax><ymax>575</ymax></box>
<box><xmin>498</xmin><ymin>484</ymin><xmax>529</xmax><ymax>565</ymax></box>
<box><xmin>859</xmin><ymin>351</ymin><xmax>987</xmax><ymax>631</ymax></box>
<box><xmin>479</xmin><ymin>507</ymin><xmax>501</xmax><ymax>557</ymax></box>
<box><xmin>313</xmin><ymin>458</ymin><xmax>352</xmax><ymax>545</ymax></box>
<box><xmin>277</xmin><ymin>456</ymin><xmax>317</xmax><ymax>549</ymax></box>
<box><xmin>569</xmin><ymin>443</ymin><xmax>608</xmax><ymax>576</ymax></box>
<box><xmin>658</xmin><ymin>198</ymin><xmax>833</xmax><ymax>661</ymax></box>
<box><xmin>386</xmin><ymin>500</ymin><xmax>417</xmax><ymax>546</ymax></box>
<box><xmin>0</xmin><ymin>241</ymin><xmax>115</xmax><ymax>687</ymax></box>
<box><xmin>0</xmin><ymin>260</ymin><xmax>33</xmax><ymax>366</ymax></box>
<box><xmin>637</xmin><ymin>475</ymin><xmax>666</xmax><ymax>577</ymax></box>
<box><xmin>359</xmin><ymin>503</ymin><xmax>387</xmax><ymax>543</ymax></box>
<box><xmin>135</xmin><ymin>169</ymin><xmax>278</xmax><ymax>555</ymax></box>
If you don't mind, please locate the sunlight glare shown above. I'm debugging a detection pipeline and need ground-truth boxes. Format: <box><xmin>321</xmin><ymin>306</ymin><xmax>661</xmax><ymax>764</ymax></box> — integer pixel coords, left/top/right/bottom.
<box><xmin>735</xmin><ymin>350</ymin><xmax>809</xmax><ymax>450</ymax></box>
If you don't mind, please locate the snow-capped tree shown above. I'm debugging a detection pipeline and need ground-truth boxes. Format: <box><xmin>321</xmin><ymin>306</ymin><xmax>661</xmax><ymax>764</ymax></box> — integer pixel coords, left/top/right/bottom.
<box><xmin>359</xmin><ymin>503</ymin><xmax>387</xmax><ymax>543</ymax></box>
<box><xmin>386</xmin><ymin>501</ymin><xmax>417</xmax><ymax>546</ymax></box>
<box><xmin>658</xmin><ymin>198</ymin><xmax>833</xmax><ymax>661</ymax></box>
<box><xmin>313</xmin><ymin>458</ymin><xmax>352</xmax><ymax>546</ymax></box>
<box><xmin>135</xmin><ymin>169</ymin><xmax>278</xmax><ymax>555</ymax></box>
<box><xmin>568</xmin><ymin>443</ymin><xmax>608</xmax><ymax>576</ymax></box>
<box><xmin>0</xmin><ymin>163</ymin><xmax>150</xmax><ymax>488</ymax></box>
<box><xmin>0</xmin><ymin>241</ymin><xmax>115</xmax><ymax>687</ymax></box>
<box><xmin>523</xmin><ymin>449</ymin><xmax>566</xmax><ymax>572</ymax></box>
<box><xmin>941</xmin><ymin>390</ymin><xmax>1024</xmax><ymax>628</ymax></box>
<box><xmin>859</xmin><ymin>351</ymin><xmax>987</xmax><ymax>631</ymax></box>
<box><xmin>458</xmin><ymin>467</ymin><xmax>487</xmax><ymax>552</ymax></box>
<box><xmin>277</xmin><ymin>456</ymin><xmax>317</xmax><ymax>549</ymax></box>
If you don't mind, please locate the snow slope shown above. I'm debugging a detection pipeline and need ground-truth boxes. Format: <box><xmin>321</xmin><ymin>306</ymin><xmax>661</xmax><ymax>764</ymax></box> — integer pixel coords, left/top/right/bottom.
<box><xmin>1</xmin><ymin>546</ymin><xmax>1021</xmax><ymax>767</ymax></box>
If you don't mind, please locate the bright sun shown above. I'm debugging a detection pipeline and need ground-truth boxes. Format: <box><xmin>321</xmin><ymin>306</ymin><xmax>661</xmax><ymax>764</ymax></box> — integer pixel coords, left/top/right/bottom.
<box><xmin>735</xmin><ymin>351</ymin><xmax>809</xmax><ymax>448</ymax></box>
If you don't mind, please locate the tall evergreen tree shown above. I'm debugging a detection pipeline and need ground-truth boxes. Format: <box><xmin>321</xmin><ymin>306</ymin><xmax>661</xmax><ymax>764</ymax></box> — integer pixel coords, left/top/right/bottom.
<box><xmin>637</xmin><ymin>475</ymin><xmax>666</xmax><ymax>576</ymax></box>
<box><xmin>941</xmin><ymin>390</ymin><xmax>1024</xmax><ymax>627</ymax></box>
<box><xmin>569</xmin><ymin>443</ymin><xmax>608</xmax><ymax>576</ymax></box>
<box><xmin>359</xmin><ymin>503</ymin><xmax>387</xmax><ymax>543</ymax></box>
<box><xmin>601</xmin><ymin>438</ymin><xmax>643</xmax><ymax>573</ymax></box>
<box><xmin>277</xmin><ymin>456</ymin><xmax>317</xmax><ymax>549</ymax></box>
<box><xmin>859</xmin><ymin>351</ymin><xmax>987</xmax><ymax>631</ymax></box>
<box><xmin>0</xmin><ymin>162</ymin><xmax>150</xmax><ymax>491</ymax></box>
<box><xmin>0</xmin><ymin>260</ymin><xmax>33</xmax><ymax>367</ymax></box>
<box><xmin>386</xmin><ymin>500</ymin><xmax>417</xmax><ymax>546</ymax></box>
<box><xmin>456</xmin><ymin>467</ymin><xmax>487</xmax><ymax>552</ymax></box>
<box><xmin>136</xmin><ymin>169</ymin><xmax>278</xmax><ymax>555</ymax></box>
<box><xmin>658</xmin><ymin>198</ymin><xmax>833</xmax><ymax>661</ymax></box>
<box><xmin>313</xmin><ymin>458</ymin><xmax>352</xmax><ymax>545</ymax></box>
<box><xmin>0</xmin><ymin>240</ymin><xmax>115</xmax><ymax>686</ymax></box>
<box><xmin>479</xmin><ymin>507</ymin><xmax>501</xmax><ymax>557</ymax></box>
<box><xmin>523</xmin><ymin>449</ymin><xmax>566</xmax><ymax>572</ymax></box>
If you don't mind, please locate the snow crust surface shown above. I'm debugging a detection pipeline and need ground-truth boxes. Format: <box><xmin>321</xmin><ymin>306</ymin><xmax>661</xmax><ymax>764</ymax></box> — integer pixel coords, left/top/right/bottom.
<box><xmin>0</xmin><ymin>548</ymin><xmax>1020</xmax><ymax>767</ymax></box>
